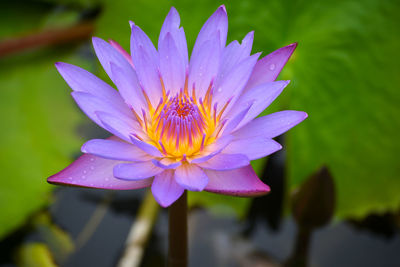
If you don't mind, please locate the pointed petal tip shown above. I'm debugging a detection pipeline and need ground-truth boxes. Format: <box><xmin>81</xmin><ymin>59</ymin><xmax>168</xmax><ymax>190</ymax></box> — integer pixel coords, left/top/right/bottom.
<box><xmin>218</xmin><ymin>4</ymin><xmax>227</xmax><ymax>13</ymax></box>
<box><xmin>91</xmin><ymin>36</ymin><xmax>105</xmax><ymax>47</ymax></box>
<box><xmin>169</xmin><ymin>6</ymin><xmax>178</xmax><ymax>14</ymax></box>
<box><xmin>129</xmin><ymin>21</ymin><xmax>135</xmax><ymax>28</ymax></box>
<box><xmin>245</xmin><ymin>31</ymin><xmax>254</xmax><ymax>39</ymax></box>
<box><xmin>287</xmin><ymin>42</ymin><xmax>298</xmax><ymax>53</ymax></box>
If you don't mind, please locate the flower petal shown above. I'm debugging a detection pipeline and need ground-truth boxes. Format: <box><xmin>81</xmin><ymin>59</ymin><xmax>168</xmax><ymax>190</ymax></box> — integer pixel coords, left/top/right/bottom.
<box><xmin>204</xmin><ymin>165</ymin><xmax>270</xmax><ymax>196</ymax></box>
<box><xmin>223</xmin><ymin>138</ymin><xmax>282</xmax><ymax>160</ymax></box>
<box><xmin>110</xmin><ymin>62</ymin><xmax>147</xmax><ymax>113</ymax></box>
<box><xmin>92</xmin><ymin>37</ymin><xmax>133</xmax><ymax>84</ymax></box>
<box><xmin>244</xmin><ymin>43</ymin><xmax>297</xmax><ymax>91</ymax></box>
<box><xmin>130</xmin><ymin>136</ymin><xmax>163</xmax><ymax>157</ymax></box>
<box><xmin>96</xmin><ymin>111</ymin><xmax>142</xmax><ymax>142</ymax></box>
<box><xmin>213</xmin><ymin>53</ymin><xmax>260</xmax><ymax>114</ymax></box>
<box><xmin>188</xmin><ymin>32</ymin><xmax>221</xmax><ymax>99</ymax></box>
<box><xmin>233</xmin><ymin>110</ymin><xmax>308</xmax><ymax>139</ymax></box>
<box><xmin>228</xmin><ymin>80</ymin><xmax>289</xmax><ymax>130</ymax></box>
<box><xmin>55</xmin><ymin>62</ymin><xmax>122</xmax><ymax>102</ymax></box>
<box><xmin>151</xmin><ymin>158</ymin><xmax>181</xmax><ymax>169</ymax></box>
<box><xmin>151</xmin><ymin>170</ymin><xmax>184</xmax><ymax>207</ymax></box>
<box><xmin>191</xmin><ymin>5</ymin><xmax>227</xmax><ymax>59</ymax></box>
<box><xmin>159</xmin><ymin>7</ymin><xmax>188</xmax><ymax>67</ymax></box>
<box><xmin>222</xmin><ymin>105</ymin><xmax>252</xmax><ymax>135</ymax></box>
<box><xmin>175</xmin><ymin>163</ymin><xmax>208</xmax><ymax>191</ymax></box>
<box><xmin>81</xmin><ymin>138</ymin><xmax>153</xmax><ymax>162</ymax></box>
<box><xmin>159</xmin><ymin>33</ymin><xmax>186</xmax><ymax>95</ymax></box>
<box><xmin>47</xmin><ymin>153</ymin><xmax>152</xmax><ymax>190</ymax></box>
<box><xmin>217</xmin><ymin>31</ymin><xmax>254</xmax><ymax>83</ymax></box>
<box><xmin>130</xmin><ymin>25</ymin><xmax>162</xmax><ymax>105</ymax></box>
<box><xmin>109</xmin><ymin>39</ymin><xmax>134</xmax><ymax>67</ymax></box>
<box><xmin>114</xmin><ymin>161</ymin><xmax>163</xmax><ymax>180</ymax></box>
<box><xmin>71</xmin><ymin>91</ymin><xmax>134</xmax><ymax>130</ymax></box>
<box><xmin>190</xmin><ymin>135</ymin><xmax>234</xmax><ymax>164</ymax></box>
<box><xmin>196</xmin><ymin>153</ymin><xmax>249</xmax><ymax>171</ymax></box>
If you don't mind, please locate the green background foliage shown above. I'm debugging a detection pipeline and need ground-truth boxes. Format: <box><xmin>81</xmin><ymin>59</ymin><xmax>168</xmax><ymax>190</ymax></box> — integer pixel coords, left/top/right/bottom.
<box><xmin>0</xmin><ymin>0</ymin><xmax>399</xmax><ymax>238</ymax></box>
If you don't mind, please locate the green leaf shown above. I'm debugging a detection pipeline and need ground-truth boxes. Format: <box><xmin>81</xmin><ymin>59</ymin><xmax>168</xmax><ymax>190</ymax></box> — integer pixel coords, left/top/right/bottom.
<box><xmin>95</xmin><ymin>0</ymin><xmax>400</xmax><ymax>218</ymax></box>
<box><xmin>0</xmin><ymin>49</ymin><xmax>87</xmax><ymax>239</ymax></box>
<box><xmin>282</xmin><ymin>0</ymin><xmax>400</xmax><ymax>218</ymax></box>
<box><xmin>0</xmin><ymin>0</ymin><xmax>93</xmax><ymax>239</ymax></box>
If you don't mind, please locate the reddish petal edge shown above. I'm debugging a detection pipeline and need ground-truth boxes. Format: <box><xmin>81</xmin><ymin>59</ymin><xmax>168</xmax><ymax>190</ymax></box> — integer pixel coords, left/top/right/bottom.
<box><xmin>47</xmin><ymin>152</ymin><xmax>153</xmax><ymax>190</ymax></box>
<box><xmin>203</xmin><ymin>165</ymin><xmax>270</xmax><ymax>197</ymax></box>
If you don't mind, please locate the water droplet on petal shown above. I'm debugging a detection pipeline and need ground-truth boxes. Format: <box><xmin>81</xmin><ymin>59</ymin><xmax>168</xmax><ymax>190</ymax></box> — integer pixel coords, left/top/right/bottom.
<box><xmin>68</xmin><ymin>177</ymin><xmax>73</xmax><ymax>181</ymax></box>
<box><xmin>217</xmin><ymin>88</ymin><xmax>222</xmax><ymax>93</ymax></box>
<box><xmin>269</xmin><ymin>63</ymin><xmax>276</xmax><ymax>71</ymax></box>
<box><xmin>81</xmin><ymin>175</ymin><xmax>86</xmax><ymax>179</ymax></box>
<box><xmin>90</xmin><ymin>166</ymin><xmax>95</xmax><ymax>170</ymax></box>
<box><xmin>90</xmin><ymin>157</ymin><xmax>95</xmax><ymax>162</ymax></box>
<box><xmin>105</xmin><ymin>178</ymin><xmax>110</xmax><ymax>181</ymax></box>
<box><xmin>83</xmin><ymin>170</ymin><xmax>87</xmax><ymax>174</ymax></box>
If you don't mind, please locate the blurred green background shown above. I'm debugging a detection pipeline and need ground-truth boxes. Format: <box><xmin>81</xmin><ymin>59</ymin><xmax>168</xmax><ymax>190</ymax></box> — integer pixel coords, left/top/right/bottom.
<box><xmin>0</xmin><ymin>0</ymin><xmax>399</xmax><ymax>251</ymax></box>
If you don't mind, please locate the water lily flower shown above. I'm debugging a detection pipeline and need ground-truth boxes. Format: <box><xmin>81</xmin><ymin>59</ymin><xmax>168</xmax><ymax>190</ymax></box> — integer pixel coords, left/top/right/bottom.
<box><xmin>48</xmin><ymin>5</ymin><xmax>307</xmax><ymax>207</ymax></box>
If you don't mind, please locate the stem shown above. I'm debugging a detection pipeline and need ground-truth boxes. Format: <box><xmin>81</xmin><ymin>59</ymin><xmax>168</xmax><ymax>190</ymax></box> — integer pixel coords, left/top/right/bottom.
<box><xmin>285</xmin><ymin>226</ymin><xmax>312</xmax><ymax>267</ymax></box>
<box><xmin>168</xmin><ymin>191</ymin><xmax>188</xmax><ymax>267</ymax></box>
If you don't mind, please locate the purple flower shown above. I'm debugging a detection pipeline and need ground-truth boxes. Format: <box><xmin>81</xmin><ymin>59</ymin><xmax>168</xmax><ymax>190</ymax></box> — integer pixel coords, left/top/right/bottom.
<box><xmin>48</xmin><ymin>6</ymin><xmax>307</xmax><ymax>207</ymax></box>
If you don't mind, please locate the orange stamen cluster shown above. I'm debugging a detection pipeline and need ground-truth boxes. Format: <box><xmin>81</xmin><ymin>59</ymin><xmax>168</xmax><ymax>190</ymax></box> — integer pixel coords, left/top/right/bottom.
<box><xmin>134</xmin><ymin>78</ymin><xmax>230</xmax><ymax>159</ymax></box>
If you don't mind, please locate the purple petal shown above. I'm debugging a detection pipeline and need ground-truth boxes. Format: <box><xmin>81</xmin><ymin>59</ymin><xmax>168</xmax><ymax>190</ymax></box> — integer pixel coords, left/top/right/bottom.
<box><xmin>223</xmin><ymin>138</ymin><xmax>282</xmax><ymax>160</ymax></box>
<box><xmin>159</xmin><ymin>7</ymin><xmax>188</xmax><ymax>67</ymax></box>
<box><xmin>130</xmin><ymin>136</ymin><xmax>163</xmax><ymax>157</ymax></box>
<box><xmin>222</xmin><ymin>105</ymin><xmax>252</xmax><ymax>135</ymax></box>
<box><xmin>114</xmin><ymin>161</ymin><xmax>163</xmax><ymax>180</ymax></box>
<box><xmin>244</xmin><ymin>43</ymin><xmax>297</xmax><ymax>91</ymax></box>
<box><xmin>109</xmin><ymin>39</ymin><xmax>134</xmax><ymax>67</ymax></box>
<box><xmin>130</xmin><ymin>25</ymin><xmax>162</xmax><ymax>105</ymax></box>
<box><xmin>92</xmin><ymin>37</ymin><xmax>133</xmax><ymax>84</ymax></box>
<box><xmin>151</xmin><ymin>170</ymin><xmax>184</xmax><ymax>207</ymax></box>
<box><xmin>175</xmin><ymin>163</ymin><xmax>208</xmax><ymax>191</ymax></box>
<box><xmin>191</xmin><ymin>5</ymin><xmax>228</xmax><ymax>59</ymax></box>
<box><xmin>228</xmin><ymin>81</ymin><xmax>289</xmax><ymax>130</ymax></box>
<box><xmin>47</xmin><ymin>153</ymin><xmax>152</xmax><ymax>190</ymax></box>
<box><xmin>233</xmin><ymin>110</ymin><xmax>308</xmax><ymax>139</ymax></box>
<box><xmin>190</xmin><ymin>135</ymin><xmax>234</xmax><ymax>164</ymax></box>
<box><xmin>96</xmin><ymin>111</ymin><xmax>141</xmax><ymax>142</ymax></box>
<box><xmin>188</xmin><ymin>32</ymin><xmax>221</xmax><ymax>99</ymax></box>
<box><xmin>110</xmin><ymin>63</ymin><xmax>147</xmax><ymax>113</ymax></box>
<box><xmin>204</xmin><ymin>165</ymin><xmax>270</xmax><ymax>196</ymax></box>
<box><xmin>81</xmin><ymin>138</ymin><xmax>153</xmax><ymax>162</ymax></box>
<box><xmin>151</xmin><ymin>158</ymin><xmax>181</xmax><ymax>169</ymax></box>
<box><xmin>217</xmin><ymin>31</ymin><xmax>254</xmax><ymax>83</ymax></box>
<box><xmin>55</xmin><ymin>62</ymin><xmax>122</xmax><ymax>103</ymax></box>
<box><xmin>159</xmin><ymin>33</ymin><xmax>186</xmax><ymax>95</ymax></box>
<box><xmin>71</xmin><ymin>91</ymin><xmax>135</xmax><ymax>131</ymax></box>
<box><xmin>196</xmin><ymin>153</ymin><xmax>249</xmax><ymax>171</ymax></box>
<box><xmin>213</xmin><ymin>53</ymin><xmax>260</xmax><ymax>114</ymax></box>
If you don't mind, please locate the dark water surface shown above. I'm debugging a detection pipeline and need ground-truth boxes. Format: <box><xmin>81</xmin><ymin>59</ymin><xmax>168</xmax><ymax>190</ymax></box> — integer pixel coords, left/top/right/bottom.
<box><xmin>1</xmin><ymin>187</ymin><xmax>399</xmax><ymax>267</ymax></box>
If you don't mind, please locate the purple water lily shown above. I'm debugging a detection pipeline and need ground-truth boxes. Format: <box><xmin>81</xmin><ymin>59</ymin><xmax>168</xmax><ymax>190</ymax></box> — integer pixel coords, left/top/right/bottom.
<box><xmin>48</xmin><ymin>5</ymin><xmax>307</xmax><ymax>207</ymax></box>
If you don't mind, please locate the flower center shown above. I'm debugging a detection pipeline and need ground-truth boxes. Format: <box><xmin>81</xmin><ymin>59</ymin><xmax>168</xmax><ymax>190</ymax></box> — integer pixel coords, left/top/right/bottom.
<box><xmin>134</xmin><ymin>80</ymin><xmax>229</xmax><ymax>159</ymax></box>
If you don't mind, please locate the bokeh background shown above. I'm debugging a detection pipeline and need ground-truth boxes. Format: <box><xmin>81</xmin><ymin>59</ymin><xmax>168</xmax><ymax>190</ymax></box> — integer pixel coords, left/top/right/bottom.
<box><xmin>0</xmin><ymin>0</ymin><xmax>399</xmax><ymax>266</ymax></box>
